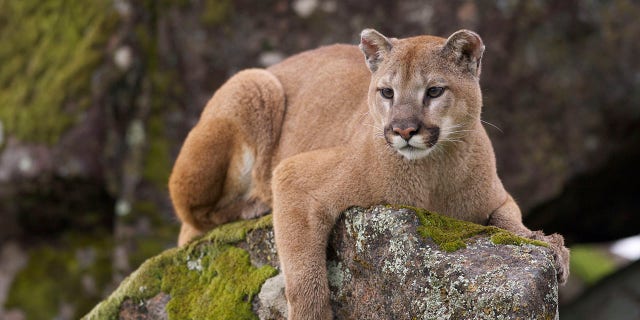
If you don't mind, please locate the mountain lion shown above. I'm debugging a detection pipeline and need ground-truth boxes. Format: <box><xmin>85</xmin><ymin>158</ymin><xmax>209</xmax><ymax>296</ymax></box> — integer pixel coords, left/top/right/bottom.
<box><xmin>169</xmin><ymin>29</ymin><xmax>570</xmax><ymax>319</ymax></box>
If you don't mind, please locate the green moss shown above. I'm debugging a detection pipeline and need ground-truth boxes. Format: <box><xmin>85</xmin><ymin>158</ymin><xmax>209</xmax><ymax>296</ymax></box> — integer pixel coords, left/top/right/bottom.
<box><xmin>0</xmin><ymin>0</ymin><xmax>117</xmax><ymax>144</ymax></box>
<box><xmin>83</xmin><ymin>214</ymin><xmax>276</xmax><ymax>320</ymax></box>
<box><xmin>569</xmin><ymin>245</ymin><xmax>616</xmax><ymax>285</ymax></box>
<box><xmin>490</xmin><ymin>231</ymin><xmax>548</xmax><ymax>247</ymax></box>
<box><xmin>163</xmin><ymin>246</ymin><xmax>276</xmax><ymax>319</ymax></box>
<box><xmin>396</xmin><ymin>205</ymin><xmax>547</xmax><ymax>252</ymax></box>
<box><xmin>6</xmin><ymin>233</ymin><xmax>113</xmax><ymax>319</ymax></box>
<box><xmin>83</xmin><ymin>248</ymin><xmax>176</xmax><ymax>320</ymax></box>
<box><xmin>203</xmin><ymin>214</ymin><xmax>273</xmax><ymax>244</ymax></box>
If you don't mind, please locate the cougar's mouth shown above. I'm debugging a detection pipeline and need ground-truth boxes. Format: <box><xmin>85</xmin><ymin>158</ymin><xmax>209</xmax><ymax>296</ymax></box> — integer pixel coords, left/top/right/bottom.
<box><xmin>396</xmin><ymin>143</ymin><xmax>431</xmax><ymax>160</ymax></box>
<box><xmin>390</xmin><ymin>137</ymin><xmax>435</xmax><ymax>160</ymax></box>
<box><xmin>385</xmin><ymin>127</ymin><xmax>440</xmax><ymax>160</ymax></box>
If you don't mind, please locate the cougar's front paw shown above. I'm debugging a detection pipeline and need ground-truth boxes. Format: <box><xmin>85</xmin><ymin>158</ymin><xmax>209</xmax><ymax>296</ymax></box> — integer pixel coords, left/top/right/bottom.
<box><xmin>530</xmin><ymin>231</ymin><xmax>570</xmax><ymax>284</ymax></box>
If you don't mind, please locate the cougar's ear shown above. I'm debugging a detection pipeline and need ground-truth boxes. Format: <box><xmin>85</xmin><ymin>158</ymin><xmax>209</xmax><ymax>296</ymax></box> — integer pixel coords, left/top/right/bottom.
<box><xmin>359</xmin><ymin>29</ymin><xmax>393</xmax><ymax>73</ymax></box>
<box><xmin>441</xmin><ymin>29</ymin><xmax>485</xmax><ymax>77</ymax></box>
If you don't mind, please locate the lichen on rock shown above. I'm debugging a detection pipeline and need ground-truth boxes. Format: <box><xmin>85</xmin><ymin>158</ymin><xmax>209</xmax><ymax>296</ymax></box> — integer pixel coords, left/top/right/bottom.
<box><xmin>328</xmin><ymin>206</ymin><xmax>559</xmax><ymax>319</ymax></box>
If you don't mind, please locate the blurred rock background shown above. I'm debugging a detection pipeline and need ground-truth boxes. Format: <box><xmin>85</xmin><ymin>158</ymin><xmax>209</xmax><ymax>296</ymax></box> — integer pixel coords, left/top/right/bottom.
<box><xmin>0</xmin><ymin>0</ymin><xmax>638</xmax><ymax>319</ymax></box>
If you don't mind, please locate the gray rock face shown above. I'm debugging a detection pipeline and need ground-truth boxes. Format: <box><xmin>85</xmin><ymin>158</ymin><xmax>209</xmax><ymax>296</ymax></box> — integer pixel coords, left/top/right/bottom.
<box><xmin>324</xmin><ymin>207</ymin><xmax>558</xmax><ymax>319</ymax></box>
<box><xmin>252</xmin><ymin>206</ymin><xmax>559</xmax><ymax>319</ymax></box>
<box><xmin>255</xmin><ymin>273</ymin><xmax>287</xmax><ymax>320</ymax></box>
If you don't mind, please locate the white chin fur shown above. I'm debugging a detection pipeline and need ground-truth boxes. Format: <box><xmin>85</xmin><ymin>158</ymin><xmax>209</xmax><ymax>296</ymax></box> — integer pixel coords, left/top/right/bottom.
<box><xmin>397</xmin><ymin>146</ymin><xmax>432</xmax><ymax>160</ymax></box>
<box><xmin>390</xmin><ymin>136</ymin><xmax>433</xmax><ymax>160</ymax></box>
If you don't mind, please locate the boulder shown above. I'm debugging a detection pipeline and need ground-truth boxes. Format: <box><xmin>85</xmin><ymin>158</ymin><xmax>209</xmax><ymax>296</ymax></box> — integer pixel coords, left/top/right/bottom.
<box><xmin>84</xmin><ymin>206</ymin><xmax>559</xmax><ymax>320</ymax></box>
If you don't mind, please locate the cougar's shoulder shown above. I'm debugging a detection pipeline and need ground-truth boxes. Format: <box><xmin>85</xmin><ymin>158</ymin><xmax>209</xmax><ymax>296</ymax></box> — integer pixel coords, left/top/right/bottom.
<box><xmin>268</xmin><ymin>44</ymin><xmax>373</xmax><ymax>161</ymax></box>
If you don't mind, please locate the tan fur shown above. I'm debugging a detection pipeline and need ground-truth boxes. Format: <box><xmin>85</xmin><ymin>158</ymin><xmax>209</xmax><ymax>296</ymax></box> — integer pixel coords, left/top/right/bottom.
<box><xmin>169</xmin><ymin>29</ymin><xmax>570</xmax><ymax>319</ymax></box>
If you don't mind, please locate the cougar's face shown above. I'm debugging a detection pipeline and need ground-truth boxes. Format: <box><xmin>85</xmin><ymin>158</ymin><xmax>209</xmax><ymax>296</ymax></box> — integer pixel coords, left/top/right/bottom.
<box><xmin>362</xmin><ymin>32</ymin><xmax>483</xmax><ymax>161</ymax></box>
<box><xmin>372</xmin><ymin>63</ymin><xmax>455</xmax><ymax>160</ymax></box>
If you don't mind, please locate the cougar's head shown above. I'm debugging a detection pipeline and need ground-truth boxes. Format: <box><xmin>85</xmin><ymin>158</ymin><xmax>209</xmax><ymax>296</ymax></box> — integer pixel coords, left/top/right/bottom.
<box><xmin>359</xmin><ymin>28</ymin><xmax>485</xmax><ymax>160</ymax></box>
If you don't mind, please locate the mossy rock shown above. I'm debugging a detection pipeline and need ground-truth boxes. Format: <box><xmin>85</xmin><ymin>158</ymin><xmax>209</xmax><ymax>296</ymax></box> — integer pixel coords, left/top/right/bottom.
<box><xmin>404</xmin><ymin>205</ymin><xmax>548</xmax><ymax>251</ymax></box>
<box><xmin>86</xmin><ymin>206</ymin><xmax>558</xmax><ymax>319</ymax></box>
<box><xmin>328</xmin><ymin>206</ymin><xmax>559</xmax><ymax>319</ymax></box>
<box><xmin>83</xmin><ymin>215</ymin><xmax>277</xmax><ymax>320</ymax></box>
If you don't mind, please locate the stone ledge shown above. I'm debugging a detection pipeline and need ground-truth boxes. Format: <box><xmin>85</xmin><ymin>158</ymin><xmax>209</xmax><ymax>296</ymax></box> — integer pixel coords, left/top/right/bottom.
<box><xmin>85</xmin><ymin>206</ymin><xmax>559</xmax><ymax>320</ymax></box>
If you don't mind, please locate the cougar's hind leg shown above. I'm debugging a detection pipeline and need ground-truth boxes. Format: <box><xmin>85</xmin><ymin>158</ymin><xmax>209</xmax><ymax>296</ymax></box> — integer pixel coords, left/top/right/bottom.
<box><xmin>207</xmin><ymin>69</ymin><xmax>286</xmax><ymax>207</ymax></box>
<box><xmin>169</xmin><ymin>69</ymin><xmax>285</xmax><ymax>246</ymax></box>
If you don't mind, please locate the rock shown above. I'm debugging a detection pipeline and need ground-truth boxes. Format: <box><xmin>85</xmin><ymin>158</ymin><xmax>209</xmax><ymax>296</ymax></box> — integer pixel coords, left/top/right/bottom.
<box><xmin>118</xmin><ymin>293</ymin><xmax>170</xmax><ymax>320</ymax></box>
<box><xmin>328</xmin><ymin>207</ymin><xmax>558</xmax><ymax>319</ymax></box>
<box><xmin>255</xmin><ymin>273</ymin><xmax>287</xmax><ymax>320</ymax></box>
<box><xmin>83</xmin><ymin>215</ymin><xmax>279</xmax><ymax>320</ymax></box>
<box><xmin>84</xmin><ymin>206</ymin><xmax>559</xmax><ymax>319</ymax></box>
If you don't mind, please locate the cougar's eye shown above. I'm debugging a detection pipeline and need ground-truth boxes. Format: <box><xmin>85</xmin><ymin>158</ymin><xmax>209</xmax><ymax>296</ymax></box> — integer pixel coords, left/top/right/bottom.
<box><xmin>426</xmin><ymin>86</ymin><xmax>445</xmax><ymax>99</ymax></box>
<box><xmin>379</xmin><ymin>88</ymin><xmax>394</xmax><ymax>99</ymax></box>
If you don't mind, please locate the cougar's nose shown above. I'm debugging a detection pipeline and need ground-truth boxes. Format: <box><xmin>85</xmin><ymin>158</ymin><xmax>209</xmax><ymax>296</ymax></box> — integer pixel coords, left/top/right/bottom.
<box><xmin>393</xmin><ymin>126</ymin><xmax>418</xmax><ymax>141</ymax></box>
